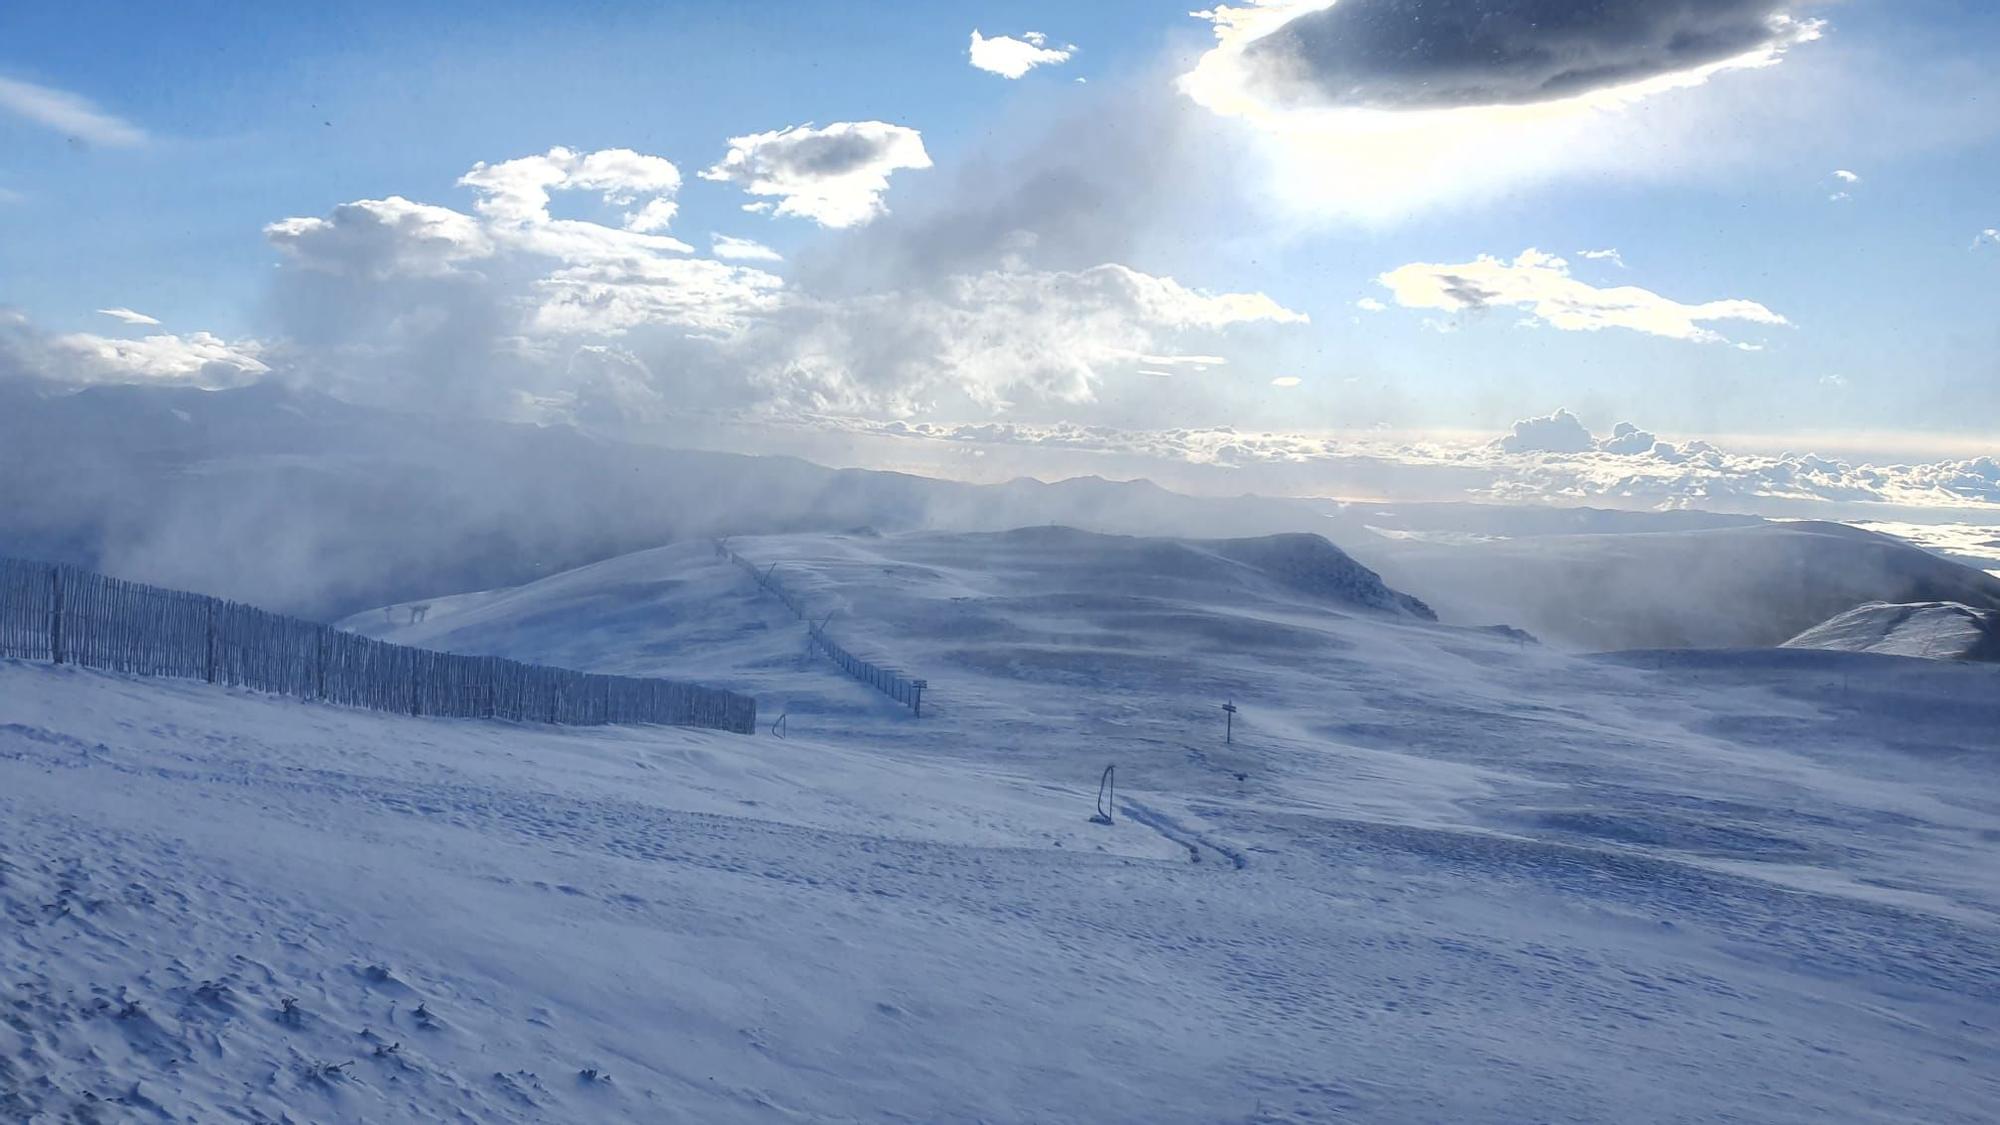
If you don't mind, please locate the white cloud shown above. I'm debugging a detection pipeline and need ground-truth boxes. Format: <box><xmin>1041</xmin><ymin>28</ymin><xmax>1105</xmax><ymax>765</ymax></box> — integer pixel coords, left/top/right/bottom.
<box><xmin>43</xmin><ymin>330</ymin><xmax>267</xmax><ymax>387</ymax></box>
<box><xmin>710</xmin><ymin>234</ymin><xmax>784</xmax><ymax>263</ymax></box>
<box><xmin>1497</xmin><ymin>409</ymin><xmax>1595</xmax><ymax>454</ymax></box>
<box><xmin>1832</xmin><ymin>169</ymin><xmax>1860</xmax><ymax>183</ymax></box>
<box><xmin>1134</xmin><ymin>353</ymin><xmax>1229</xmax><ymax>369</ymax></box>
<box><xmin>622</xmin><ymin>198</ymin><xmax>679</xmax><ymax>235</ymax></box>
<box><xmin>1270</xmin><ymin>376</ymin><xmax>1301</xmax><ymax>387</ymax></box>
<box><xmin>1354</xmin><ymin>297</ymin><xmax>1387</xmax><ymax>312</ymax></box>
<box><xmin>255</xmin><ymin>147</ymin><xmax>1302</xmax><ymax>422</ymax></box>
<box><xmin>968</xmin><ymin>30</ymin><xmax>1074</xmax><ymax>79</ymax></box>
<box><xmin>0</xmin><ymin>75</ymin><xmax>146</xmax><ymax>147</ymax></box>
<box><xmin>1377</xmin><ymin>248</ymin><xmax>1787</xmax><ymax>344</ymax></box>
<box><xmin>1974</xmin><ymin>228</ymin><xmax>2000</xmax><ymax>250</ymax></box>
<box><xmin>458</xmin><ymin>147</ymin><xmax>693</xmax><ymax>264</ymax></box>
<box><xmin>1596</xmin><ymin>420</ymin><xmax>1660</xmax><ymax>455</ymax></box>
<box><xmin>460</xmin><ymin>146</ymin><xmax>683</xmax><ymax>232</ymax></box>
<box><xmin>531</xmin><ymin>255</ymin><xmax>784</xmax><ymax>337</ymax></box>
<box><xmin>702</xmin><ymin>121</ymin><xmax>932</xmax><ymax>228</ymax></box>
<box><xmin>257</xmin><ymin>148</ymin><xmax>785</xmax><ymax>416</ymax></box>
<box><xmin>1576</xmin><ymin>248</ymin><xmax>1626</xmax><ymax>268</ymax></box>
<box><xmin>1497</xmin><ymin>412</ymin><xmax>1674</xmax><ymax>459</ymax></box>
<box><xmin>757</xmin><ymin>263</ymin><xmax>1306</xmax><ymax>413</ymax></box>
<box><xmin>265</xmin><ymin>196</ymin><xmax>495</xmax><ymax>278</ymax></box>
<box><xmin>266</xmin><ymin>147</ymin><xmax>775</xmax><ymax>342</ymax></box>
<box><xmin>97</xmin><ymin>307</ymin><xmax>162</xmax><ymax>327</ymax></box>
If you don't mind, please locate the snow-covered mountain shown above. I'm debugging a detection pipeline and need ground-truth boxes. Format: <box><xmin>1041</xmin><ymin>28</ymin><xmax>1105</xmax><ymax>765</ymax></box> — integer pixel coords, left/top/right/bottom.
<box><xmin>0</xmin><ymin>381</ymin><xmax>1343</xmax><ymax>620</ymax></box>
<box><xmin>8</xmin><ymin>521</ymin><xmax>2000</xmax><ymax>1121</ymax></box>
<box><xmin>1784</xmin><ymin>600</ymin><xmax>2000</xmax><ymax>662</ymax></box>
<box><xmin>5</xmin><ymin>380</ymin><xmax>1996</xmax><ymax>653</ymax></box>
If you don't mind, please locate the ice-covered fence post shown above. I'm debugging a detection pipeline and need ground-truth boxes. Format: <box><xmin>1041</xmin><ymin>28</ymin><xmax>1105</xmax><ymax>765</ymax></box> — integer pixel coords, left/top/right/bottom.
<box><xmin>911</xmin><ymin>679</ymin><xmax>927</xmax><ymax>718</ymax></box>
<box><xmin>48</xmin><ymin>567</ymin><xmax>64</xmax><ymax>665</ymax></box>
<box><xmin>204</xmin><ymin>602</ymin><xmax>217</xmax><ymax>683</ymax></box>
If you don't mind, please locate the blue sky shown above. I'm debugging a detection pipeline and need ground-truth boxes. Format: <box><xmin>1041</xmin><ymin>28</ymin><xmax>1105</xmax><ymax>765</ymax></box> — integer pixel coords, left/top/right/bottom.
<box><xmin>3</xmin><ymin>1</ymin><xmax>1998</xmax><ymax>467</ymax></box>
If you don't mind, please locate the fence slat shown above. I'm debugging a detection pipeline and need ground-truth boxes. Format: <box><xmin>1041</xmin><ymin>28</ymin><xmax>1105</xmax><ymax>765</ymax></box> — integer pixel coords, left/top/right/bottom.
<box><xmin>0</xmin><ymin>557</ymin><xmax>755</xmax><ymax>735</ymax></box>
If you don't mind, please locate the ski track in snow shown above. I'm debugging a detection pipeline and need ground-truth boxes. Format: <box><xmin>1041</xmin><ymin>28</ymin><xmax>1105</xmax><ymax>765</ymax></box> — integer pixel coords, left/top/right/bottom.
<box><xmin>7</xmin><ymin>527</ymin><xmax>2000</xmax><ymax>1122</ymax></box>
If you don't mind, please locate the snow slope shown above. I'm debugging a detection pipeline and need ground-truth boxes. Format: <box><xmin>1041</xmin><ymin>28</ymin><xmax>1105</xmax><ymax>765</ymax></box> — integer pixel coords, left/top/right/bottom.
<box><xmin>1353</xmin><ymin>520</ymin><xmax>2000</xmax><ymax>650</ymax></box>
<box><xmin>1784</xmin><ymin>600</ymin><xmax>2000</xmax><ymax>662</ymax></box>
<box><xmin>9</xmin><ymin>526</ymin><xmax>2000</xmax><ymax>1121</ymax></box>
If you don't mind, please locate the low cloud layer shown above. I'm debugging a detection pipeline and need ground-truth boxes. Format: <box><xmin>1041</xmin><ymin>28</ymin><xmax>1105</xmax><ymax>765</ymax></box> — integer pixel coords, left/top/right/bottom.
<box><xmin>702</xmin><ymin>122</ymin><xmax>932</xmax><ymax>228</ymax></box>
<box><xmin>785</xmin><ymin>406</ymin><xmax>2000</xmax><ymax>512</ymax></box>
<box><xmin>1</xmin><ymin>310</ymin><xmax>266</xmax><ymax>388</ymax></box>
<box><xmin>1378</xmin><ymin>249</ymin><xmax>1787</xmax><ymax>344</ymax></box>
<box><xmin>968</xmin><ymin>31</ymin><xmax>1074</xmax><ymax>79</ymax></box>
<box><xmin>1232</xmin><ymin>0</ymin><xmax>1821</xmax><ymax>111</ymax></box>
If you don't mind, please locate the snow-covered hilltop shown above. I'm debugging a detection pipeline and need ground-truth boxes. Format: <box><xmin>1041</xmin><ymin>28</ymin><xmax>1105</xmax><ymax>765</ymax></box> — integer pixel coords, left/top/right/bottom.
<box><xmin>1785</xmin><ymin>600</ymin><xmax>2000</xmax><ymax>662</ymax></box>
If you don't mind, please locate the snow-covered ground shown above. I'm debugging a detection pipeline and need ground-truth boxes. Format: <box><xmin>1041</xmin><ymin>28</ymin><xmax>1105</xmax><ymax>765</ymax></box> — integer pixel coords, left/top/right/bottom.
<box><xmin>1784</xmin><ymin>600</ymin><xmax>2000</xmax><ymax>662</ymax></box>
<box><xmin>8</xmin><ymin>527</ymin><xmax>2000</xmax><ymax>1121</ymax></box>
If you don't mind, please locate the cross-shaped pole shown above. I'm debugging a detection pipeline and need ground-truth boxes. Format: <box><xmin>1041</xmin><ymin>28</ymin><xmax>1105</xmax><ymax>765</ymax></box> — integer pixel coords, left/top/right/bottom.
<box><xmin>1222</xmin><ymin>701</ymin><xmax>1237</xmax><ymax>744</ymax></box>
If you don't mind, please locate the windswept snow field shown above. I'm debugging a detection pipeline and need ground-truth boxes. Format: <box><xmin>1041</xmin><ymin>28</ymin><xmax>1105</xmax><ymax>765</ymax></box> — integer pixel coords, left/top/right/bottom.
<box><xmin>7</xmin><ymin>528</ymin><xmax>2000</xmax><ymax>1121</ymax></box>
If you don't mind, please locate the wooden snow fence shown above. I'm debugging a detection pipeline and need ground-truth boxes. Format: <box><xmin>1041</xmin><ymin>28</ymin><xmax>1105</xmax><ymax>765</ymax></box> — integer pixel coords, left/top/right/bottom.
<box><xmin>0</xmin><ymin>558</ymin><xmax>756</xmax><ymax>734</ymax></box>
<box><xmin>715</xmin><ymin>540</ymin><xmax>927</xmax><ymax>715</ymax></box>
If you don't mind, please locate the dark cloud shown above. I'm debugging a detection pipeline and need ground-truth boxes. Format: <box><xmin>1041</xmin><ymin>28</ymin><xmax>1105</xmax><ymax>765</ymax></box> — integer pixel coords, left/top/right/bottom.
<box><xmin>1437</xmin><ymin>274</ymin><xmax>1499</xmax><ymax>308</ymax></box>
<box><xmin>1242</xmin><ymin>0</ymin><xmax>1810</xmax><ymax>111</ymax></box>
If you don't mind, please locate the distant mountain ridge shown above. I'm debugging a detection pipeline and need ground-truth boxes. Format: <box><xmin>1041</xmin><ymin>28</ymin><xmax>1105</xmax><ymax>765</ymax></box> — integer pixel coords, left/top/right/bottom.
<box><xmin>0</xmin><ymin>381</ymin><xmax>1336</xmax><ymax>619</ymax></box>
<box><xmin>5</xmin><ymin>381</ymin><xmax>1996</xmax><ymax>654</ymax></box>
